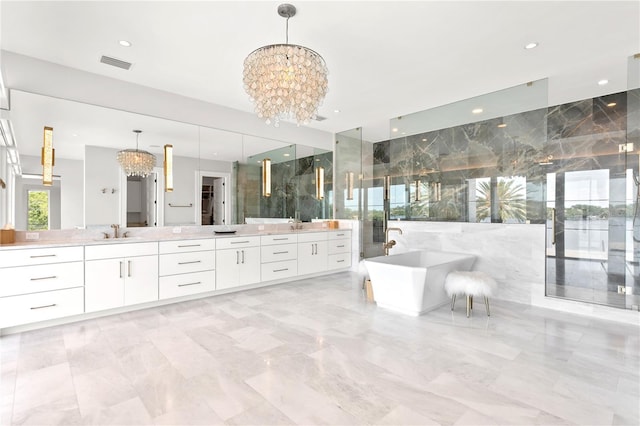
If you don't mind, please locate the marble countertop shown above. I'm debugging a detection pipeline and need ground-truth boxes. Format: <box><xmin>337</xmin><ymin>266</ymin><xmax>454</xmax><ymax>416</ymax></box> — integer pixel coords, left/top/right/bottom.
<box><xmin>0</xmin><ymin>227</ymin><xmax>351</xmax><ymax>251</ymax></box>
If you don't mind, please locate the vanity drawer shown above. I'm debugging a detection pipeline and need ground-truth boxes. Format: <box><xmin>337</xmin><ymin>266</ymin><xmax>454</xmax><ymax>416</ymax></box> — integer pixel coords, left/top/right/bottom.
<box><xmin>159</xmin><ymin>271</ymin><xmax>215</xmax><ymax>300</ymax></box>
<box><xmin>85</xmin><ymin>242</ymin><xmax>158</xmax><ymax>260</ymax></box>
<box><xmin>327</xmin><ymin>253</ymin><xmax>351</xmax><ymax>270</ymax></box>
<box><xmin>297</xmin><ymin>232</ymin><xmax>328</xmax><ymax>243</ymax></box>
<box><xmin>159</xmin><ymin>251</ymin><xmax>216</xmax><ymax>276</ymax></box>
<box><xmin>215</xmin><ymin>236</ymin><xmax>260</xmax><ymax>250</ymax></box>
<box><xmin>327</xmin><ymin>239</ymin><xmax>351</xmax><ymax>255</ymax></box>
<box><xmin>261</xmin><ymin>234</ymin><xmax>298</xmax><ymax>245</ymax></box>
<box><xmin>261</xmin><ymin>260</ymin><xmax>297</xmax><ymax>282</ymax></box>
<box><xmin>261</xmin><ymin>243</ymin><xmax>297</xmax><ymax>263</ymax></box>
<box><xmin>159</xmin><ymin>239</ymin><xmax>216</xmax><ymax>254</ymax></box>
<box><xmin>0</xmin><ymin>246</ymin><xmax>84</xmax><ymax>268</ymax></box>
<box><xmin>0</xmin><ymin>287</ymin><xmax>84</xmax><ymax>328</ymax></box>
<box><xmin>0</xmin><ymin>261</ymin><xmax>84</xmax><ymax>297</ymax></box>
<box><xmin>328</xmin><ymin>230</ymin><xmax>351</xmax><ymax>240</ymax></box>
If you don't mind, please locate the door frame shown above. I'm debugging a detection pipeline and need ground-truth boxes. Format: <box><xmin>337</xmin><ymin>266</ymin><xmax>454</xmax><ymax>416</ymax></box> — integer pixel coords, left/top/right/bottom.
<box><xmin>195</xmin><ymin>171</ymin><xmax>230</xmax><ymax>226</ymax></box>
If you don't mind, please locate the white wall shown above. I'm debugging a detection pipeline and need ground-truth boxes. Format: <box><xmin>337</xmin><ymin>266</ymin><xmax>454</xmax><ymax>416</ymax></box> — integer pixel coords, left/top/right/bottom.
<box><xmin>84</xmin><ymin>146</ymin><xmax>121</xmax><ymax>226</ymax></box>
<box><xmin>1</xmin><ymin>51</ymin><xmax>334</xmax><ymax>151</ymax></box>
<box><xmin>18</xmin><ymin>154</ymin><xmax>83</xmax><ymax>229</ymax></box>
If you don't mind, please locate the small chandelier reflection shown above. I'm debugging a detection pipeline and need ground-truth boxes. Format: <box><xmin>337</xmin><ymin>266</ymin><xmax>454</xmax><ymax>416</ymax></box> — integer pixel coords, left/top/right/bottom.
<box><xmin>243</xmin><ymin>3</ymin><xmax>329</xmax><ymax>127</ymax></box>
<box><xmin>117</xmin><ymin>130</ymin><xmax>156</xmax><ymax>177</ymax></box>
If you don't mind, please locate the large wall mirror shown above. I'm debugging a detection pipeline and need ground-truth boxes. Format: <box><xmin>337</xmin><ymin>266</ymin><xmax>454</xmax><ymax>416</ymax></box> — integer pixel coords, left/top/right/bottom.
<box><xmin>1</xmin><ymin>90</ymin><xmax>333</xmax><ymax>231</ymax></box>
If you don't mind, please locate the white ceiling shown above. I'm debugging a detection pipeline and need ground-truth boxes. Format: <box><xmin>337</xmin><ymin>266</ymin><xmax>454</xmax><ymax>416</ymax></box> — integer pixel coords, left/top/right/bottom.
<box><xmin>1</xmin><ymin>1</ymin><xmax>639</xmax><ymax>144</ymax></box>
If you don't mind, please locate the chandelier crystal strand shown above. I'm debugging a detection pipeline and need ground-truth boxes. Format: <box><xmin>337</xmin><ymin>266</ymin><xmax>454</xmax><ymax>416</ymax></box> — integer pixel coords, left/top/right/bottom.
<box><xmin>117</xmin><ymin>130</ymin><xmax>156</xmax><ymax>177</ymax></box>
<box><xmin>243</xmin><ymin>4</ymin><xmax>328</xmax><ymax>126</ymax></box>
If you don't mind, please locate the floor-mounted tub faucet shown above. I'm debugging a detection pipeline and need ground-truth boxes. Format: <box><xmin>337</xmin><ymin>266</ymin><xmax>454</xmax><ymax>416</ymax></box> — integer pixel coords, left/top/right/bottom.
<box><xmin>384</xmin><ymin>227</ymin><xmax>403</xmax><ymax>256</ymax></box>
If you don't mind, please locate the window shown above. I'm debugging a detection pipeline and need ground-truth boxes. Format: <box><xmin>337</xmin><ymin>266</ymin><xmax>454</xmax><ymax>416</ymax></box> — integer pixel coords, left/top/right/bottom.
<box><xmin>28</xmin><ymin>190</ymin><xmax>50</xmax><ymax>230</ymax></box>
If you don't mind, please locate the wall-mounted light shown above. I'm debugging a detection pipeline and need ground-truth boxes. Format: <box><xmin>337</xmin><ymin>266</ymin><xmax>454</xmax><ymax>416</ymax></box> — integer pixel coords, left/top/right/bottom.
<box><xmin>346</xmin><ymin>171</ymin><xmax>354</xmax><ymax>200</ymax></box>
<box><xmin>42</xmin><ymin>126</ymin><xmax>55</xmax><ymax>186</ymax></box>
<box><xmin>262</xmin><ymin>158</ymin><xmax>271</xmax><ymax>197</ymax></box>
<box><xmin>415</xmin><ymin>180</ymin><xmax>421</xmax><ymax>202</ymax></box>
<box><xmin>316</xmin><ymin>166</ymin><xmax>325</xmax><ymax>200</ymax></box>
<box><xmin>383</xmin><ymin>175</ymin><xmax>391</xmax><ymax>201</ymax></box>
<box><xmin>164</xmin><ymin>144</ymin><xmax>173</xmax><ymax>192</ymax></box>
<box><xmin>431</xmin><ymin>182</ymin><xmax>442</xmax><ymax>202</ymax></box>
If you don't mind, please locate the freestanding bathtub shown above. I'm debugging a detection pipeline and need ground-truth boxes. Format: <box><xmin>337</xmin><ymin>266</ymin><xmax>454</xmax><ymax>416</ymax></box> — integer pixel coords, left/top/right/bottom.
<box><xmin>364</xmin><ymin>250</ymin><xmax>476</xmax><ymax>316</ymax></box>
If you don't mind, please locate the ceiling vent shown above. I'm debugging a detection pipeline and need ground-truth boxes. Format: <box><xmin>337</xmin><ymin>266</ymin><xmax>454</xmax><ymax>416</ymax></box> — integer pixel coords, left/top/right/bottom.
<box><xmin>100</xmin><ymin>55</ymin><xmax>132</xmax><ymax>70</ymax></box>
<box><xmin>314</xmin><ymin>115</ymin><xmax>327</xmax><ymax>122</ymax></box>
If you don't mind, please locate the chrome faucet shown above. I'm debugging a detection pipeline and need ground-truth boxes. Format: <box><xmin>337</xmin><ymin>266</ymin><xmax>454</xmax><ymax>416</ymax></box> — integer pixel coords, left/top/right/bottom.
<box><xmin>383</xmin><ymin>227</ymin><xmax>403</xmax><ymax>256</ymax></box>
<box><xmin>111</xmin><ymin>224</ymin><xmax>120</xmax><ymax>239</ymax></box>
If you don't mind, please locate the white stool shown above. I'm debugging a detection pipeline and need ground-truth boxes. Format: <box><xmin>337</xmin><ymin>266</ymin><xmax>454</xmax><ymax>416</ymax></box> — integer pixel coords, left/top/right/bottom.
<box><xmin>444</xmin><ymin>271</ymin><xmax>497</xmax><ymax>317</ymax></box>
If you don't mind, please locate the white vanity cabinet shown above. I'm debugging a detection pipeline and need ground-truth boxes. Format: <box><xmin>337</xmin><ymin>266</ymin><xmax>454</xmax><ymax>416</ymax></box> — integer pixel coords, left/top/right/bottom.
<box><xmin>158</xmin><ymin>238</ymin><xmax>216</xmax><ymax>299</ymax></box>
<box><xmin>327</xmin><ymin>230</ymin><xmax>352</xmax><ymax>270</ymax></box>
<box><xmin>297</xmin><ymin>232</ymin><xmax>328</xmax><ymax>275</ymax></box>
<box><xmin>0</xmin><ymin>246</ymin><xmax>84</xmax><ymax>328</ymax></box>
<box><xmin>84</xmin><ymin>242</ymin><xmax>159</xmax><ymax>313</ymax></box>
<box><xmin>261</xmin><ymin>234</ymin><xmax>298</xmax><ymax>281</ymax></box>
<box><xmin>216</xmin><ymin>236</ymin><xmax>260</xmax><ymax>290</ymax></box>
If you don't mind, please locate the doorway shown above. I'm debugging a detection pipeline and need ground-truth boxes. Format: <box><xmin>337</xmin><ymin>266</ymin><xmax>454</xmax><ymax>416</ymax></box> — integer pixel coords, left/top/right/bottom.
<box><xmin>196</xmin><ymin>171</ymin><xmax>229</xmax><ymax>226</ymax></box>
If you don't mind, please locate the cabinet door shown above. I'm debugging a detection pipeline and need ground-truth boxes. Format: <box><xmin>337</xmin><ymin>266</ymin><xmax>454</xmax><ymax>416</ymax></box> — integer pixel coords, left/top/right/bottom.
<box><xmin>124</xmin><ymin>255</ymin><xmax>159</xmax><ymax>306</ymax></box>
<box><xmin>239</xmin><ymin>246</ymin><xmax>261</xmax><ymax>285</ymax></box>
<box><xmin>297</xmin><ymin>241</ymin><xmax>328</xmax><ymax>275</ymax></box>
<box><xmin>216</xmin><ymin>249</ymin><xmax>240</xmax><ymax>290</ymax></box>
<box><xmin>85</xmin><ymin>258</ymin><xmax>124</xmax><ymax>313</ymax></box>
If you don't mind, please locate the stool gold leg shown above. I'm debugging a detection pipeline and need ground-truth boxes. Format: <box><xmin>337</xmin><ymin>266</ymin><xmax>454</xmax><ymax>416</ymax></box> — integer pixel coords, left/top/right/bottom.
<box><xmin>451</xmin><ymin>294</ymin><xmax>456</xmax><ymax>311</ymax></box>
<box><xmin>466</xmin><ymin>295</ymin><xmax>471</xmax><ymax>317</ymax></box>
<box><xmin>484</xmin><ymin>296</ymin><xmax>490</xmax><ymax>316</ymax></box>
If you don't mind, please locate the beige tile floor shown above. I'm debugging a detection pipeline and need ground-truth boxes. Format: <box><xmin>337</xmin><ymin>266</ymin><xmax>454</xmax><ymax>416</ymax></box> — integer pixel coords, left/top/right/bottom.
<box><xmin>1</xmin><ymin>271</ymin><xmax>639</xmax><ymax>425</ymax></box>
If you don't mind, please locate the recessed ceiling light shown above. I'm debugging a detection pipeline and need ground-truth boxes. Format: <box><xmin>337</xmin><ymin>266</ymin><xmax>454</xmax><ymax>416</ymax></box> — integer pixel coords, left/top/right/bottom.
<box><xmin>472</xmin><ymin>108</ymin><xmax>483</xmax><ymax>114</ymax></box>
<box><xmin>119</xmin><ymin>40</ymin><xmax>132</xmax><ymax>47</ymax></box>
<box><xmin>333</xmin><ymin>109</ymin><xmax>340</xmax><ymax>113</ymax></box>
<box><xmin>497</xmin><ymin>123</ymin><xmax>507</xmax><ymax>128</ymax></box>
<box><xmin>607</xmin><ymin>102</ymin><xmax>617</xmax><ymax>107</ymax></box>
<box><xmin>72</xmin><ymin>133</ymin><xmax>78</xmax><ymax>137</ymax></box>
<box><xmin>598</xmin><ymin>79</ymin><xmax>609</xmax><ymax>86</ymax></box>
<box><xmin>524</xmin><ymin>42</ymin><xmax>538</xmax><ymax>50</ymax></box>
<box><xmin>422</xmin><ymin>138</ymin><xmax>427</xmax><ymax>142</ymax></box>
<box><xmin>315</xmin><ymin>159</ymin><xmax>320</xmax><ymax>162</ymax></box>
<box><xmin>392</xmin><ymin>128</ymin><xmax>398</xmax><ymax>132</ymax></box>
<box><xmin>283</xmin><ymin>153</ymin><xmax>290</xmax><ymax>157</ymax></box>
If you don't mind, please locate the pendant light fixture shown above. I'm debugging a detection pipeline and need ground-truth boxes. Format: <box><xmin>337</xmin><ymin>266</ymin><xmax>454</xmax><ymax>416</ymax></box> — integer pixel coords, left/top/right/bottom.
<box><xmin>315</xmin><ymin>166</ymin><xmax>325</xmax><ymax>200</ymax></box>
<box><xmin>41</xmin><ymin>126</ymin><xmax>55</xmax><ymax>186</ymax></box>
<box><xmin>346</xmin><ymin>171</ymin><xmax>354</xmax><ymax>201</ymax></box>
<box><xmin>243</xmin><ymin>3</ymin><xmax>329</xmax><ymax>127</ymax></box>
<box><xmin>164</xmin><ymin>144</ymin><xmax>173</xmax><ymax>192</ymax></box>
<box><xmin>117</xmin><ymin>130</ymin><xmax>156</xmax><ymax>178</ymax></box>
<box><xmin>262</xmin><ymin>158</ymin><xmax>272</xmax><ymax>197</ymax></box>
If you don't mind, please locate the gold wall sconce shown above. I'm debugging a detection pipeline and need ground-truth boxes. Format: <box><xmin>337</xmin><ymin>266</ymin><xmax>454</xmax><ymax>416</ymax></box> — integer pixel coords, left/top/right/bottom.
<box><xmin>262</xmin><ymin>158</ymin><xmax>271</xmax><ymax>197</ymax></box>
<box><xmin>316</xmin><ymin>166</ymin><xmax>325</xmax><ymax>200</ymax></box>
<box><xmin>383</xmin><ymin>175</ymin><xmax>391</xmax><ymax>201</ymax></box>
<box><xmin>42</xmin><ymin>126</ymin><xmax>55</xmax><ymax>186</ymax></box>
<box><xmin>164</xmin><ymin>144</ymin><xmax>173</xmax><ymax>192</ymax></box>
<box><xmin>346</xmin><ymin>171</ymin><xmax>354</xmax><ymax>200</ymax></box>
<box><xmin>415</xmin><ymin>180</ymin><xmax>421</xmax><ymax>202</ymax></box>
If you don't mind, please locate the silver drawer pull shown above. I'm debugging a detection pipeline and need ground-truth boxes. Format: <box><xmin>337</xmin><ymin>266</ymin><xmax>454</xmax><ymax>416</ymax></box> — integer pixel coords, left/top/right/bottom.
<box><xmin>30</xmin><ymin>276</ymin><xmax>57</xmax><ymax>281</ymax></box>
<box><xmin>273</xmin><ymin>268</ymin><xmax>289</xmax><ymax>272</ymax></box>
<box><xmin>337</xmin><ymin>260</ymin><xmax>345</xmax><ymax>263</ymax></box>
<box><xmin>231</xmin><ymin>240</ymin><xmax>250</xmax><ymax>244</ymax></box>
<box><xmin>273</xmin><ymin>238</ymin><xmax>288</xmax><ymax>241</ymax></box>
<box><xmin>273</xmin><ymin>251</ymin><xmax>289</xmax><ymax>255</ymax></box>
<box><xmin>178</xmin><ymin>244</ymin><xmax>201</xmax><ymax>248</ymax></box>
<box><xmin>336</xmin><ymin>245</ymin><xmax>345</xmax><ymax>248</ymax></box>
<box><xmin>178</xmin><ymin>281</ymin><xmax>202</xmax><ymax>287</ymax></box>
<box><xmin>30</xmin><ymin>303</ymin><xmax>56</xmax><ymax>310</ymax></box>
<box><xmin>30</xmin><ymin>254</ymin><xmax>56</xmax><ymax>258</ymax></box>
<box><xmin>178</xmin><ymin>260</ymin><xmax>202</xmax><ymax>265</ymax></box>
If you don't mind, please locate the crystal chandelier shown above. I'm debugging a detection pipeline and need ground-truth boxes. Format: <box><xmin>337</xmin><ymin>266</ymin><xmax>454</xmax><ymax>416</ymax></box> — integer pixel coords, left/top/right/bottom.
<box><xmin>243</xmin><ymin>3</ymin><xmax>328</xmax><ymax>127</ymax></box>
<box><xmin>117</xmin><ymin>130</ymin><xmax>156</xmax><ymax>177</ymax></box>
